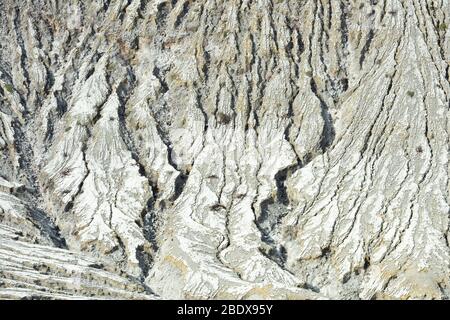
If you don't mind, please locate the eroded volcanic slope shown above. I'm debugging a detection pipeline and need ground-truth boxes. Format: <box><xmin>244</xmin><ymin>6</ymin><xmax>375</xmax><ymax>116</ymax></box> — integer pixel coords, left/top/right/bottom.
<box><xmin>0</xmin><ymin>0</ymin><xmax>449</xmax><ymax>300</ymax></box>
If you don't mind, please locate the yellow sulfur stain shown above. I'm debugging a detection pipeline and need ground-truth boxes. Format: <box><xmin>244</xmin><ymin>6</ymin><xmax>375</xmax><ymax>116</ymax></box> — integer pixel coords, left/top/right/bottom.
<box><xmin>163</xmin><ymin>255</ymin><xmax>189</xmax><ymax>276</ymax></box>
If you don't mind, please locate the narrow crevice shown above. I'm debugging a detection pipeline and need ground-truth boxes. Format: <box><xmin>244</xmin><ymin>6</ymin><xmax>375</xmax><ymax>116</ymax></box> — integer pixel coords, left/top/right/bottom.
<box><xmin>298</xmin><ymin>282</ymin><xmax>321</xmax><ymax>293</ymax></box>
<box><xmin>116</xmin><ymin>77</ymin><xmax>165</xmax><ymax>281</ymax></box>
<box><xmin>275</xmin><ymin>163</ymin><xmax>299</xmax><ymax>206</ymax></box>
<box><xmin>135</xmin><ymin>244</ymin><xmax>152</xmax><ymax>281</ymax></box>
<box><xmin>11</xmin><ymin>120</ymin><xmax>40</xmax><ymax>195</ymax></box>
<box><xmin>359</xmin><ymin>29</ymin><xmax>374</xmax><ymax>68</ymax></box>
<box><xmin>152</xmin><ymin>66</ymin><xmax>169</xmax><ymax>94</ymax></box>
<box><xmin>62</xmin><ymin>86</ymin><xmax>110</xmax><ymax>213</ymax></box>
<box><xmin>26</xmin><ymin>207</ymin><xmax>67</xmax><ymax>249</ymax></box>
<box><xmin>156</xmin><ymin>1</ymin><xmax>170</xmax><ymax>29</ymax></box>
<box><xmin>171</xmin><ymin>173</ymin><xmax>188</xmax><ymax>202</ymax></box>
<box><xmin>43</xmin><ymin>111</ymin><xmax>55</xmax><ymax>144</ymax></box>
<box><xmin>63</xmin><ymin>141</ymin><xmax>89</xmax><ymax>213</ymax></box>
<box><xmin>12</xmin><ymin>8</ymin><xmax>30</xmax><ymax>98</ymax></box>
<box><xmin>255</xmin><ymin>193</ymin><xmax>292</xmax><ymax>268</ymax></box>
<box><xmin>54</xmin><ymin>91</ymin><xmax>68</xmax><ymax>117</ymax></box>
<box><xmin>174</xmin><ymin>0</ymin><xmax>190</xmax><ymax>29</ymax></box>
<box><xmin>118</xmin><ymin>0</ymin><xmax>132</xmax><ymax>22</ymax></box>
<box><xmin>310</xmin><ymin>78</ymin><xmax>335</xmax><ymax>152</ymax></box>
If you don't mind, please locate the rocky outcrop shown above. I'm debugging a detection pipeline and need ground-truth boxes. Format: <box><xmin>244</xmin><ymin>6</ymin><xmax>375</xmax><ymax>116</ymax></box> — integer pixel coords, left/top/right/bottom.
<box><xmin>0</xmin><ymin>0</ymin><xmax>449</xmax><ymax>299</ymax></box>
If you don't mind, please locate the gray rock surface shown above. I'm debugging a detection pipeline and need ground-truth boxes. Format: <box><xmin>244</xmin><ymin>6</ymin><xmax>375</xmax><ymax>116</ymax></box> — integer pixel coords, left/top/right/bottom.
<box><xmin>0</xmin><ymin>0</ymin><xmax>449</xmax><ymax>299</ymax></box>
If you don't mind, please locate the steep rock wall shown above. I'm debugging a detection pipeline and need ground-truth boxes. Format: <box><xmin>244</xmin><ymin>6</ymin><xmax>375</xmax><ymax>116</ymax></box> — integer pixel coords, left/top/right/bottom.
<box><xmin>0</xmin><ymin>0</ymin><xmax>449</xmax><ymax>299</ymax></box>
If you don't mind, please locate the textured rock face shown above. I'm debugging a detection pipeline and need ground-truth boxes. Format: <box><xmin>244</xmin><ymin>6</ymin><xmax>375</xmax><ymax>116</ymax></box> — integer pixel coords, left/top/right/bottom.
<box><xmin>0</xmin><ymin>0</ymin><xmax>449</xmax><ymax>300</ymax></box>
